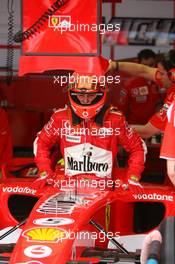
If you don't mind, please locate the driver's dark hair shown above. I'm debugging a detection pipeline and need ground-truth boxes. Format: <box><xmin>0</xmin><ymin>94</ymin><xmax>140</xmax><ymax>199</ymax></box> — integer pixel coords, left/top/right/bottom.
<box><xmin>157</xmin><ymin>49</ymin><xmax>175</xmax><ymax>71</ymax></box>
<box><xmin>137</xmin><ymin>49</ymin><xmax>156</xmax><ymax>62</ymax></box>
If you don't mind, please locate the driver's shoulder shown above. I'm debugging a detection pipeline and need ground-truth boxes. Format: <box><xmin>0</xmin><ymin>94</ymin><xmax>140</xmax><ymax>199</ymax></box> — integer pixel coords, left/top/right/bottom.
<box><xmin>51</xmin><ymin>105</ymin><xmax>69</xmax><ymax>121</ymax></box>
<box><xmin>105</xmin><ymin>106</ymin><xmax>125</xmax><ymax>123</ymax></box>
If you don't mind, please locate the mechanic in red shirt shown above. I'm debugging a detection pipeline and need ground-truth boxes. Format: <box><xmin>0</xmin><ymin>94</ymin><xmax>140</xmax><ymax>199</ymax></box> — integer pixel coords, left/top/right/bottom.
<box><xmin>109</xmin><ymin>49</ymin><xmax>175</xmax><ymax>138</ymax></box>
<box><xmin>160</xmin><ymin>101</ymin><xmax>175</xmax><ymax>186</ymax></box>
<box><xmin>34</xmin><ymin>74</ymin><xmax>146</xmax><ymax>192</ymax></box>
<box><xmin>0</xmin><ymin>107</ymin><xmax>13</xmax><ymax>166</ymax></box>
<box><xmin>117</xmin><ymin>49</ymin><xmax>165</xmax><ymax>125</ymax></box>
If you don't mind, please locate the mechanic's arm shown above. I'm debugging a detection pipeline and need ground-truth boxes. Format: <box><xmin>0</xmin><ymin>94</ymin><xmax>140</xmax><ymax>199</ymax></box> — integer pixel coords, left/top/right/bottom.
<box><xmin>109</xmin><ymin>61</ymin><xmax>157</xmax><ymax>82</ymax></box>
<box><xmin>132</xmin><ymin>99</ymin><xmax>167</xmax><ymax>139</ymax></box>
<box><xmin>166</xmin><ymin>160</ymin><xmax>175</xmax><ymax>186</ymax></box>
<box><xmin>132</xmin><ymin>122</ymin><xmax>161</xmax><ymax>139</ymax></box>
<box><xmin>160</xmin><ymin>105</ymin><xmax>175</xmax><ymax>186</ymax></box>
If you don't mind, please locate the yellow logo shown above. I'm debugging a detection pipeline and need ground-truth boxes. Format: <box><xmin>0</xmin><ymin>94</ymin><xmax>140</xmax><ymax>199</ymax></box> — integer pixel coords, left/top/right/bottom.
<box><xmin>23</xmin><ymin>228</ymin><xmax>66</xmax><ymax>243</ymax></box>
<box><xmin>105</xmin><ymin>203</ymin><xmax>110</xmax><ymax>232</ymax></box>
<box><xmin>139</xmin><ymin>86</ymin><xmax>148</xmax><ymax>95</ymax></box>
<box><xmin>51</xmin><ymin>16</ymin><xmax>59</xmax><ymax>27</ymax></box>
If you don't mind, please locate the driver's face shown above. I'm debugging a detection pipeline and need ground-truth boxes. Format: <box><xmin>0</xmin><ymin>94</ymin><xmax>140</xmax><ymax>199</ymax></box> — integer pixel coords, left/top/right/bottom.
<box><xmin>76</xmin><ymin>93</ymin><xmax>97</xmax><ymax>104</ymax></box>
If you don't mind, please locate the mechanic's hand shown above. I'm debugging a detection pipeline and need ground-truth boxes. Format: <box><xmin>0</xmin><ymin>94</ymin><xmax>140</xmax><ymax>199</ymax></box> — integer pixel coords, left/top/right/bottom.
<box><xmin>107</xmin><ymin>60</ymin><xmax>118</xmax><ymax>72</ymax></box>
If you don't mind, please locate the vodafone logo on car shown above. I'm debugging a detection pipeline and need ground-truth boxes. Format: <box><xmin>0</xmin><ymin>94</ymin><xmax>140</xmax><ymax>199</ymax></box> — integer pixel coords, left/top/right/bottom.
<box><xmin>133</xmin><ymin>193</ymin><xmax>174</xmax><ymax>202</ymax></box>
<box><xmin>2</xmin><ymin>186</ymin><xmax>37</xmax><ymax>195</ymax></box>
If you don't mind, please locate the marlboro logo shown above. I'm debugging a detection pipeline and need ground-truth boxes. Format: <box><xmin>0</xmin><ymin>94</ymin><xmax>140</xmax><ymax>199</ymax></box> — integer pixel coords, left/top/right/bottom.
<box><xmin>67</xmin><ymin>156</ymin><xmax>109</xmax><ymax>172</ymax></box>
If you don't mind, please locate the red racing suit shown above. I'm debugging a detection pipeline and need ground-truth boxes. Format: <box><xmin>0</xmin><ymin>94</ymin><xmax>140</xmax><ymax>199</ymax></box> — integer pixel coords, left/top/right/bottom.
<box><xmin>160</xmin><ymin>102</ymin><xmax>175</xmax><ymax>159</ymax></box>
<box><xmin>0</xmin><ymin>108</ymin><xmax>12</xmax><ymax>165</ymax></box>
<box><xmin>116</xmin><ymin>77</ymin><xmax>165</xmax><ymax>125</ymax></box>
<box><xmin>34</xmin><ymin>106</ymin><xmax>146</xmax><ymax>180</ymax></box>
<box><xmin>149</xmin><ymin>84</ymin><xmax>175</xmax><ymax>131</ymax></box>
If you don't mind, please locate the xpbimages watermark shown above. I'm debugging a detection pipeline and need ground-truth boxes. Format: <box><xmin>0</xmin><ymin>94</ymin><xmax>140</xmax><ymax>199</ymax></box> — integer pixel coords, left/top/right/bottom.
<box><xmin>54</xmin><ymin>178</ymin><xmax>122</xmax><ymax>191</ymax></box>
<box><xmin>53</xmin><ymin>73</ymin><xmax>121</xmax><ymax>87</ymax></box>
<box><xmin>44</xmin><ymin>120</ymin><xmax>121</xmax><ymax>138</ymax></box>
<box><xmin>49</xmin><ymin>15</ymin><xmax>120</xmax><ymax>35</ymax></box>
<box><xmin>57</xmin><ymin>229</ymin><xmax>120</xmax><ymax>243</ymax></box>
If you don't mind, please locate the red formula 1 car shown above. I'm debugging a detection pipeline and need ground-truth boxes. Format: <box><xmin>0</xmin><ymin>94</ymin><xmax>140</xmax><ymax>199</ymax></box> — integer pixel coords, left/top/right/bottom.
<box><xmin>0</xmin><ymin>164</ymin><xmax>175</xmax><ymax>264</ymax></box>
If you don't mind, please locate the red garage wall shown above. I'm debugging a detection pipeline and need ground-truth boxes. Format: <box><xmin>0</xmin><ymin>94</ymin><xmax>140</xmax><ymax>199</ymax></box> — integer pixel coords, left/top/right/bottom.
<box><xmin>0</xmin><ymin>77</ymin><xmax>67</xmax><ymax>111</ymax></box>
<box><xmin>0</xmin><ymin>76</ymin><xmax>68</xmax><ymax>148</ymax></box>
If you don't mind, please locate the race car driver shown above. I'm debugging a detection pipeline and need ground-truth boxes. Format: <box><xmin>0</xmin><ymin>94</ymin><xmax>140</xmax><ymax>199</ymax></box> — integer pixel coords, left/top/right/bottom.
<box><xmin>160</xmin><ymin>101</ymin><xmax>175</xmax><ymax>186</ymax></box>
<box><xmin>34</xmin><ymin>74</ymin><xmax>146</xmax><ymax>192</ymax></box>
<box><xmin>109</xmin><ymin>49</ymin><xmax>175</xmax><ymax>138</ymax></box>
<box><xmin>116</xmin><ymin>49</ymin><xmax>165</xmax><ymax>125</ymax></box>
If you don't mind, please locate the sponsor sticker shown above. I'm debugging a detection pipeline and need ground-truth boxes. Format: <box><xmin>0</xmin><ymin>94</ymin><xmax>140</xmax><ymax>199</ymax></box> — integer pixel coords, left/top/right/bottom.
<box><xmin>98</xmin><ymin>127</ymin><xmax>113</xmax><ymax>136</ymax></box>
<box><xmin>33</xmin><ymin>217</ymin><xmax>74</xmax><ymax>226</ymax></box>
<box><xmin>139</xmin><ymin>86</ymin><xmax>148</xmax><ymax>95</ymax></box>
<box><xmin>24</xmin><ymin>245</ymin><xmax>52</xmax><ymax>258</ymax></box>
<box><xmin>65</xmin><ymin>143</ymin><xmax>112</xmax><ymax>177</ymax></box>
<box><xmin>133</xmin><ymin>193</ymin><xmax>173</xmax><ymax>202</ymax></box>
<box><xmin>66</xmin><ymin>135</ymin><xmax>81</xmax><ymax>143</ymax></box>
<box><xmin>135</xmin><ymin>95</ymin><xmax>147</xmax><ymax>103</ymax></box>
<box><xmin>16</xmin><ymin>261</ymin><xmax>43</xmax><ymax>264</ymax></box>
<box><xmin>131</xmin><ymin>88</ymin><xmax>139</xmax><ymax>97</ymax></box>
<box><xmin>23</xmin><ymin>228</ymin><xmax>66</xmax><ymax>243</ymax></box>
<box><xmin>44</xmin><ymin>118</ymin><xmax>54</xmax><ymax>135</ymax></box>
<box><xmin>37</xmin><ymin>200</ymin><xmax>75</xmax><ymax>214</ymax></box>
<box><xmin>49</xmin><ymin>15</ymin><xmax>71</xmax><ymax>29</ymax></box>
<box><xmin>120</xmin><ymin>89</ymin><xmax>127</xmax><ymax>97</ymax></box>
<box><xmin>2</xmin><ymin>186</ymin><xmax>36</xmax><ymax>195</ymax></box>
<box><xmin>36</xmin><ymin>192</ymin><xmax>98</xmax><ymax>214</ymax></box>
<box><xmin>124</xmin><ymin>121</ymin><xmax>133</xmax><ymax>139</ymax></box>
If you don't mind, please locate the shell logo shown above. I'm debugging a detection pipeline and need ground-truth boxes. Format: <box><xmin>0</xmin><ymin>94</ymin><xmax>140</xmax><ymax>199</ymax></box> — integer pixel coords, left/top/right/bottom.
<box><xmin>23</xmin><ymin>228</ymin><xmax>66</xmax><ymax>243</ymax></box>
